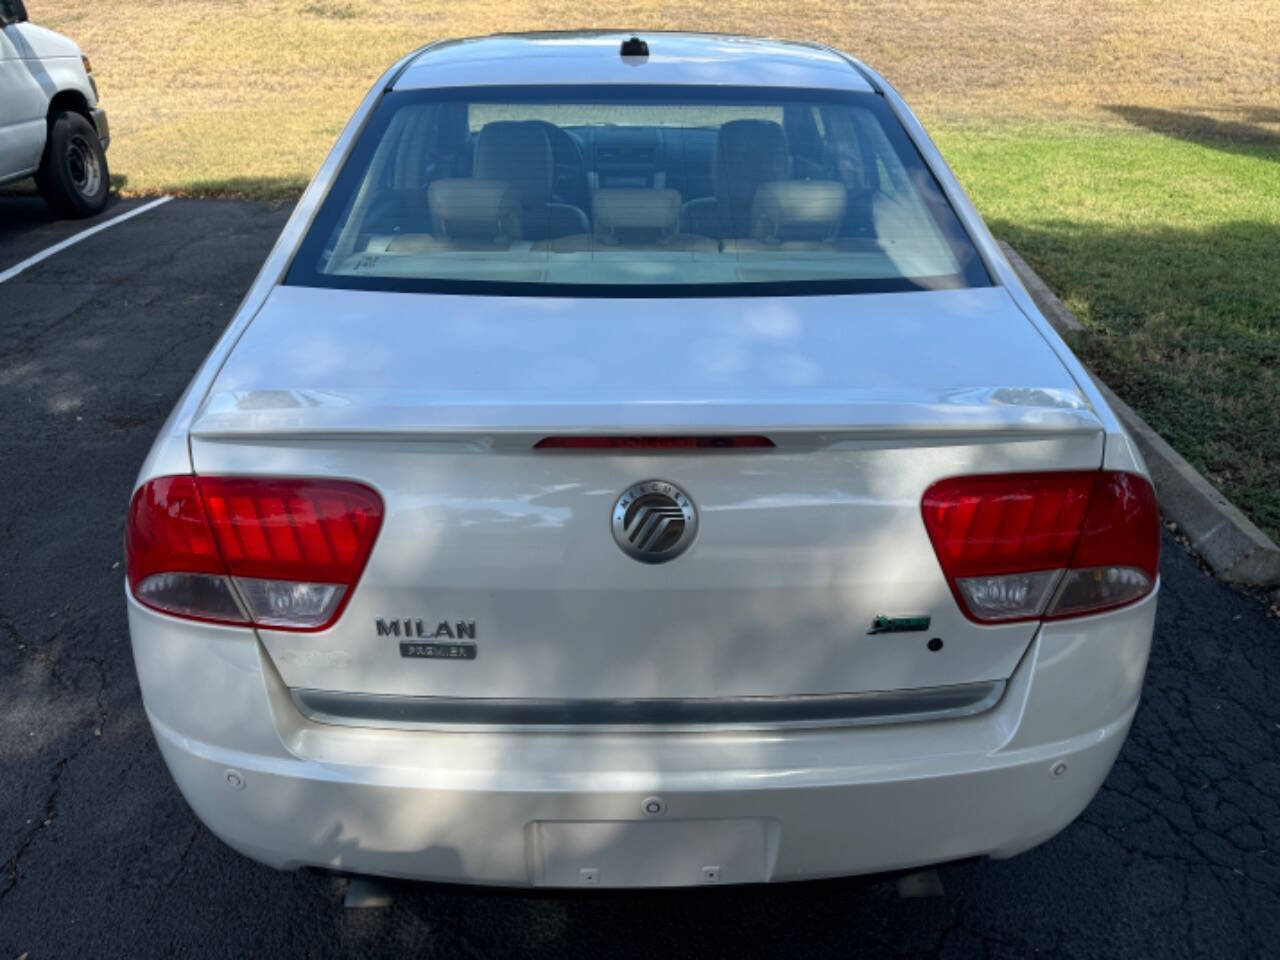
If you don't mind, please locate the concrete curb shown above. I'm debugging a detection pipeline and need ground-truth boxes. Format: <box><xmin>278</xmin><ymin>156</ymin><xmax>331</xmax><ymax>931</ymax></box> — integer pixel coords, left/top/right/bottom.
<box><xmin>1000</xmin><ymin>241</ymin><xmax>1280</xmax><ymax>589</ymax></box>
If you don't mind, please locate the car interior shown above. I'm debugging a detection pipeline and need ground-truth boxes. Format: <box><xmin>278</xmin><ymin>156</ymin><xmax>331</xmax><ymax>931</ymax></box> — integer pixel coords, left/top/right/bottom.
<box><xmin>319</xmin><ymin>97</ymin><xmax>968</xmax><ymax>285</ymax></box>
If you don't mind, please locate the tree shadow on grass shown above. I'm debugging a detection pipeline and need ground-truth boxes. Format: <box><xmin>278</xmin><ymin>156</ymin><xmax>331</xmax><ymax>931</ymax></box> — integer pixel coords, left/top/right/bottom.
<box><xmin>992</xmin><ymin>217</ymin><xmax>1280</xmax><ymax>541</ymax></box>
<box><xmin>175</xmin><ymin>175</ymin><xmax>309</xmax><ymax>204</ymax></box>
<box><xmin>2</xmin><ymin>172</ymin><xmax>304</xmax><ymax>210</ymax></box>
<box><xmin>1104</xmin><ymin>105</ymin><xmax>1280</xmax><ymax>160</ymax></box>
<box><xmin>0</xmin><ymin>173</ymin><xmax>303</xmax><ymax>250</ymax></box>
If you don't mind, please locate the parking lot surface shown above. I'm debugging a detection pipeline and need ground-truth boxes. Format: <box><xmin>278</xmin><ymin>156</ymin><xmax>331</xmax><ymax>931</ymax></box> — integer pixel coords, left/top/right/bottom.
<box><xmin>1</xmin><ymin>195</ymin><xmax>1278</xmax><ymax>958</ymax></box>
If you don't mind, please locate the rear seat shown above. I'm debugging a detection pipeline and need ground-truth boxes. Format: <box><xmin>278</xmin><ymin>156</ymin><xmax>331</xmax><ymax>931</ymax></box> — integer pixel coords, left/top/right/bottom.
<box><xmin>378</xmin><ymin>179</ymin><xmax>523</xmax><ymax>253</ymax></box>
<box><xmin>726</xmin><ymin>180</ymin><xmax>848</xmax><ymax>252</ymax></box>
<box><xmin>367</xmin><ymin>179</ymin><xmax>857</xmax><ymax>259</ymax></box>
<box><xmin>537</xmin><ymin>188</ymin><xmax>718</xmax><ymax>253</ymax></box>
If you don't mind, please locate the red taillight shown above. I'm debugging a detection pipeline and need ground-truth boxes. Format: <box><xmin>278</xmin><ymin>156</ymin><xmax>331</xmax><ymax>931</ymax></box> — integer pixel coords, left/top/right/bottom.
<box><xmin>126</xmin><ymin>476</ymin><xmax>383</xmax><ymax>631</ymax></box>
<box><xmin>534</xmin><ymin>435</ymin><xmax>775</xmax><ymax>450</ymax></box>
<box><xmin>921</xmin><ymin>471</ymin><xmax>1159</xmax><ymax>623</ymax></box>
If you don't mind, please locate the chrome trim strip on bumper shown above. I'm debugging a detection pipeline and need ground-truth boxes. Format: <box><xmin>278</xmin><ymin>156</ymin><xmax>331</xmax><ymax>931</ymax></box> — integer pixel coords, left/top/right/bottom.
<box><xmin>290</xmin><ymin>680</ymin><xmax>1006</xmax><ymax>733</ymax></box>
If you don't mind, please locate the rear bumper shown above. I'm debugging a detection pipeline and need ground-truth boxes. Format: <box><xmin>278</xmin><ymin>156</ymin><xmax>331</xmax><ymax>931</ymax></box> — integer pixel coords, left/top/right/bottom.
<box><xmin>130</xmin><ymin>588</ymin><xmax>1155</xmax><ymax>887</ymax></box>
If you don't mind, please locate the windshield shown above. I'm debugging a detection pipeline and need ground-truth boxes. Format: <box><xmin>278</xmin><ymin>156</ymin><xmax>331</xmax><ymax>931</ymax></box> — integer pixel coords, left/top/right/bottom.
<box><xmin>287</xmin><ymin>85</ymin><xmax>990</xmax><ymax>297</ymax></box>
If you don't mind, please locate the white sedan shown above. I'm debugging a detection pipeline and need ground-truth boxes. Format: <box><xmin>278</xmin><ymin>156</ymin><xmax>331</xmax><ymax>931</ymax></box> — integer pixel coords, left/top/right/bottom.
<box><xmin>126</xmin><ymin>32</ymin><xmax>1159</xmax><ymax>888</ymax></box>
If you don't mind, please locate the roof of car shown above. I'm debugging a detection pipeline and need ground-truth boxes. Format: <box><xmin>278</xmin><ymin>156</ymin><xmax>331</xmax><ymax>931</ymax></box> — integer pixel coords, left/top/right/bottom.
<box><xmin>392</xmin><ymin>31</ymin><xmax>876</xmax><ymax>93</ymax></box>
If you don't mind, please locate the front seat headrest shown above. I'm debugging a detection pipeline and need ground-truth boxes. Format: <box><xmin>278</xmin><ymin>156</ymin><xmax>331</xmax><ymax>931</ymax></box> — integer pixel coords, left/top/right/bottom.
<box><xmin>427</xmin><ymin>179</ymin><xmax>522</xmax><ymax>241</ymax></box>
<box><xmin>751</xmin><ymin>181</ymin><xmax>847</xmax><ymax>243</ymax></box>
<box><xmin>713</xmin><ymin>119</ymin><xmax>791</xmax><ymax>227</ymax></box>
<box><xmin>474</xmin><ymin>121</ymin><xmax>554</xmax><ymax>205</ymax></box>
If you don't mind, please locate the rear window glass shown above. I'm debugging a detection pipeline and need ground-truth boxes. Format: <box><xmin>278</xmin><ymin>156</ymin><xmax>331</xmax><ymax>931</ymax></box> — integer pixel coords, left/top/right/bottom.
<box><xmin>287</xmin><ymin>85</ymin><xmax>990</xmax><ymax>297</ymax></box>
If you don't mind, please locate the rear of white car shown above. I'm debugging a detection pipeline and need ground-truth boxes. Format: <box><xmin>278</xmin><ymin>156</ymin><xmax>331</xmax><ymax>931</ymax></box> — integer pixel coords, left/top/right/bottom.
<box><xmin>126</xmin><ymin>33</ymin><xmax>1158</xmax><ymax>887</ymax></box>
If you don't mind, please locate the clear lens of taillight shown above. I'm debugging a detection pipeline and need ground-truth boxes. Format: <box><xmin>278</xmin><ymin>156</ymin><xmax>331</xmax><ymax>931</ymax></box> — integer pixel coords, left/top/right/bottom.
<box><xmin>126</xmin><ymin>475</ymin><xmax>383</xmax><ymax>631</ymax></box>
<box><xmin>922</xmin><ymin>471</ymin><xmax>1159</xmax><ymax>623</ymax></box>
<box><xmin>955</xmin><ymin>569</ymin><xmax>1066</xmax><ymax>622</ymax></box>
<box><xmin>231</xmin><ymin>578</ymin><xmax>346</xmax><ymax>628</ymax></box>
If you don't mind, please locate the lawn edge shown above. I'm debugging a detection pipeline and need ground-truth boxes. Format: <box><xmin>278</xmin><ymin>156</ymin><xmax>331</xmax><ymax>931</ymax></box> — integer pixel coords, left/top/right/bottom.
<box><xmin>1000</xmin><ymin>241</ymin><xmax>1280</xmax><ymax>589</ymax></box>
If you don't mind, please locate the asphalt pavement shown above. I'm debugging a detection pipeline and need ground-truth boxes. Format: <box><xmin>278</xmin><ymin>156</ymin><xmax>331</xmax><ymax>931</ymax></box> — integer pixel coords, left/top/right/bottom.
<box><xmin>1</xmin><ymin>193</ymin><xmax>1278</xmax><ymax>959</ymax></box>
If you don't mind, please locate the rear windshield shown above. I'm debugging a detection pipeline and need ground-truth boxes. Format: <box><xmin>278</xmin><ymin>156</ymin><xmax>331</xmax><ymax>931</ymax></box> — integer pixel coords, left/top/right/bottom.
<box><xmin>286</xmin><ymin>85</ymin><xmax>990</xmax><ymax>297</ymax></box>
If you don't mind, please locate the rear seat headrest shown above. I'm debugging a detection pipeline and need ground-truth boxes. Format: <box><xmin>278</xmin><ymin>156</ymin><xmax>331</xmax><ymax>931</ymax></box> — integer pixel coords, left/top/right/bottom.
<box><xmin>751</xmin><ymin>180</ymin><xmax>847</xmax><ymax>243</ymax></box>
<box><xmin>593</xmin><ymin>188</ymin><xmax>682</xmax><ymax>244</ymax></box>
<box><xmin>428</xmin><ymin>179</ymin><xmax>522</xmax><ymax>241</ymax></box>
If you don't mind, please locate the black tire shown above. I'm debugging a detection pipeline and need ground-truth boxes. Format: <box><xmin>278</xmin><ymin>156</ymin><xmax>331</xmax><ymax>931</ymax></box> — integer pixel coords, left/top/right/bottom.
<box><xmin>35</xmin><ymin>110</ymin><xmax>110</xmax><ymax>218</ymax></box>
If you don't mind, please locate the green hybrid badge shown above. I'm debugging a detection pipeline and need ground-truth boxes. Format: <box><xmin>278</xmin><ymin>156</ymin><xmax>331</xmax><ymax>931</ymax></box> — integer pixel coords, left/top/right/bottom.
<box><xmin>868</xmin><ymin>615</ymin><xmax>931</xmax><ymax>635</ymax></box>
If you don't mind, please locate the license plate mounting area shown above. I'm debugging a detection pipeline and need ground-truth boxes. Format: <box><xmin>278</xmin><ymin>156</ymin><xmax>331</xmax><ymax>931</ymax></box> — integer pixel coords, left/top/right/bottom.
<box><xmin>529</xmin><ymin>817</ymin><xmax>776</xmax><ymax>888</ymax></box>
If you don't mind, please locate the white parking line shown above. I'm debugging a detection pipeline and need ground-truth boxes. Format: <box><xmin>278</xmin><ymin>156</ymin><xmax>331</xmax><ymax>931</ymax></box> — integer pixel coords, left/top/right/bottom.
<box><xmin>0</xmin><ymin>195</ymin><xmax>173</xmax><ymax>284</ymax></box>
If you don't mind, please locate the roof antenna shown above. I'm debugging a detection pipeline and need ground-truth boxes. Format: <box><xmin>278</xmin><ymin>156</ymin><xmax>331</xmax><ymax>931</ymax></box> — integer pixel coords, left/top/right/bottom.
<box><xmin>620</xmin><ymin>36</ymin><xmax>649</xmax><ymax>58</ymax></box>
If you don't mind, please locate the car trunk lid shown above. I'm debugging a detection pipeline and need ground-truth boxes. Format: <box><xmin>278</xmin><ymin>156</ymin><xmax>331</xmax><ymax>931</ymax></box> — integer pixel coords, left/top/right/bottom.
<box><xmin>191</xmin><ymin>285</ymin><xmax>1102</xmax><ymax>707</ymax></box>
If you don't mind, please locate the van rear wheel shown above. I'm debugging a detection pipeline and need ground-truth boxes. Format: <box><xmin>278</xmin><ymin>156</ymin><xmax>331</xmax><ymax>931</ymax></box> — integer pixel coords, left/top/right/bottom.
<box><xmin>35</xmin><ymin>111</ymin><xmax>110</xmax><ymax>218</ymax></box>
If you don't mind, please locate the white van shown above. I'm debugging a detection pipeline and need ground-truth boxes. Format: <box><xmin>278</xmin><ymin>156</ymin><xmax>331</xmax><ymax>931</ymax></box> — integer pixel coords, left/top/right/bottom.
<box><xmin>0</xmin><ymin>0</ymin><xmax>110</xmax><ymax>216</ymax></box>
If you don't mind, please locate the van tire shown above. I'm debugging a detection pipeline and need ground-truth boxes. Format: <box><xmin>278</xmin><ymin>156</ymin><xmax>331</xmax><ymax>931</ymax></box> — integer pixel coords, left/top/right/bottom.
<box><xmin>35</xmin><ymin>111</ymin><xmax>110</xmax><ymax>218</ymax></box>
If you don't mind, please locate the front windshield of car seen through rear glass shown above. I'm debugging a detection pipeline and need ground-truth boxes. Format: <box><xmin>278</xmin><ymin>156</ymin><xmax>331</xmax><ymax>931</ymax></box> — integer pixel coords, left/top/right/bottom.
<box><xmin>286</xmin><ymin>85</ymin><xmax>991</xmax><ymax>297</ymax></box>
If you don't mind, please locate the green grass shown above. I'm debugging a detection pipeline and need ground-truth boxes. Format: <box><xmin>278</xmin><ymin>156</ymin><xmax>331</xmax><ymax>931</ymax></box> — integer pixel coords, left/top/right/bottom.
<box><xmin>937</xmin><ymin>124</ymin><xmax>1280</xmax><ymax>541</ymax></box>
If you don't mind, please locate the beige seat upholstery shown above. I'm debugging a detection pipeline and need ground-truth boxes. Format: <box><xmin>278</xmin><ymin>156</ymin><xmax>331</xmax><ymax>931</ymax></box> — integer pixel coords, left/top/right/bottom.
<box><xmin>537</xmin><ymin>188</ymin><xmax>717</xmax><ymax>253</ymax></box>
<box><xmin>381</xmin><ymin>179</ymin><xmax>521</xmax><ymax>253</ymax></box>
<box><xmin>749</xmin><ymin>180</ymin><xmax>847</xmax><ymax>245</ymax></box>
<box><xmin>596</xmin><ymin>188</ymin><xmax>682</xmax><ymax>244</ymax></box>
<box><xmin>429</xmin><ymin>178</ymin><xmax>522</xmax><ymax>241</ymax></box>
